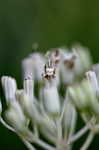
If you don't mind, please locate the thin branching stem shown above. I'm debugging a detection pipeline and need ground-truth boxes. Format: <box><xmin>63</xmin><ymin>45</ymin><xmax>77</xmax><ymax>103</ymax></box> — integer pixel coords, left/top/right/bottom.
<box><xmin>0</xmin><ymin>117</ymin><xmax>15</xmax><ymax>132</ymax></box>
<box><xmin>67</xmin><ymin>124</ymin><xmax>89</xmax><ymax>145</ymax></box>
<box><xmin>80</xmin><ymin>132</ymin><xmax>94</xmax><ymax>150</ymax></box>
<box><xmin>34</xmin><ymin>138</ymin><xmax>56</xmax><ymax>150</ymax></box>
<box><xmin>0</xmin><ymin>117</ymin><xmax>37</xmax><ymax>150</ymax></box>
<box><xmin>22</xmin><ymin>138</ymin><xmax>37</xmax><ymax>150</ymax></box>
<box><xmin>56</xmin><ymin>119</ymin><xmax>63</xmax><ymax>149</ymax></box>
<box><xmin>59</xmin><ymin>100</ymin><xmax>66</xmax><ymax>123</ymax></box>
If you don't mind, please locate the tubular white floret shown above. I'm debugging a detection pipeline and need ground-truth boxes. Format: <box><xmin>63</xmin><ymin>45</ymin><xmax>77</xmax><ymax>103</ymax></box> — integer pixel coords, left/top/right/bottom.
<box><xmin>1</xmin><ymin>76</ymin><xmax>17</xmax><ymax>104</ymax></box>
<box><xmin>86</xmin><ymin>71</ymin><xmax>99</xmax><ymax>95</ymax></box>
<box><xmin>5</xmin><ymin>101</ymin><xmax>27</xmax><ymax>132</ymax></box>
<box><xmin>15</xmin><ymin>90</ymin><xmax>40</xmax><ymax>123</ymax></box>
<box><xmin>24</xmin><ymin>76</ymin><xmax>34</xmax><ymax>103</ymax></box>
<box><xmin>42</xmin><ymin>84</ymin><xmax>60</xmax><ymax>116</ymax></box>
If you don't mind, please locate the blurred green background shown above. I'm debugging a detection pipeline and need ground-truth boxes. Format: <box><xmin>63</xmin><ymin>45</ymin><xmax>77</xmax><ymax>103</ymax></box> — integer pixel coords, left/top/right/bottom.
<box><xmin>0</xmin><ymin>0</ymin><xmax>99</xmax><ymax>149</ymax></box>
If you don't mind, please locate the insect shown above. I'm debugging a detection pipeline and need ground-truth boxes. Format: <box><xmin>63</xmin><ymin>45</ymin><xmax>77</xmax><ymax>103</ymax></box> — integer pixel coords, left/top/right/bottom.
<box><xmin>42</xmin><ymin>59</ymin><xmax>56</xmax><ymax>80</ymax></box>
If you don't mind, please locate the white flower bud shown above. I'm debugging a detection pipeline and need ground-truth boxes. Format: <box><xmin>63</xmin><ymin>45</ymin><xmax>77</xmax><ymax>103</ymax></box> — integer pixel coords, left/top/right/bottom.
<box><xmin>68</xmin><ymin>83</ymin><xmax>90</xmax><ymax>111</ymax></box>
<box><xmin>1</xmin><ymin>76</ymin><xmax>17</xmax><ymax>104</ymax></box>
<box><xmin>86</xmin><ymin>71</ymin><xmax>99</xmax><ymax>95</ymax></box>
<box><xmin>42</xmin><ymin>85</ymin><xmax>60</xmax><ymax>116</ymax></box>
<box><xmin>16</xmin><ymin>90</ymin><xmax>56</xmax><ymax>133</ymax></box>
<box><xmin>16</xmin><ymin>90</ymin><xmax>41</xmax><ymax>124</ymax></box>
<box><xmin>23</xmin><ymin>77</ymin><xmax>34</xmax><ymax>103</ymax></box>
<box><xmin>69</xmin><ymin>79</ymin><xmax>99</xmax><ymax>116</ymax></box>
<box><xmin>81</xmin><ymin>80</ymin><xmax>99</xmax><ymax>115</ymax></box>
<box><xmin>5</xmin><ymin>101</ymin><xmax>27</xmax><ymax>132</ymax></box>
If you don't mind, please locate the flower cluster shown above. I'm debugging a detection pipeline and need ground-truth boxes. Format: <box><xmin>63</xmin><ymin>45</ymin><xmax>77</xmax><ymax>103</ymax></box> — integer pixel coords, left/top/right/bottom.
<box><xmin>0</xmin><ymin>44</ymin><xmax>96</xmax><ymax>150</ymax></box>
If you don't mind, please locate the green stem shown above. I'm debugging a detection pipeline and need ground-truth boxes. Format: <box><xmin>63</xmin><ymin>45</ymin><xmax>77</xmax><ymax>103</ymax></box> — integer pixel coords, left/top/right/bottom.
<box><xmin>22</xmin><ymin>138</ymin><xmax>36</xmax><ymax>150</ymax></box>
<box><xmin>56</xmin><ymin>120</ymin><xmax>62</xmax><ymax>149</ymax></box>
<box><xmin>0</xmin><ymin>117</ymin><xmax>15</xmax><ymax>132</ymax></box>
<box><xmin>80</xmin><ymin>132</ymin><xmax>94</xmax><ymax>150</ymax></box>
<box><xmin>67</xmin><ymin>124</ymin><xmax>89</xmax><ymax>145</ymax></box>
<box><xmin>34</xmin><ymin>138</ymin><xmax>56</xmax><ymax>150</ymax></box>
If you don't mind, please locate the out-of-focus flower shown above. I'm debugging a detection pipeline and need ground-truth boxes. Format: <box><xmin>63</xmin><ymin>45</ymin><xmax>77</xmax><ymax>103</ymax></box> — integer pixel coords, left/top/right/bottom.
<box><xmin>22</xmin><ymin>57</ymin><xmax>34</xmax><ymax>79</ymax></box>
<box><xmin>72</xmin><ymin>44</ymin><xmax>92</xmax><ymax>72</ymax></box>
<box><xmin>22</xmin><ymin>52</ymin><xmax>45</xmax><ymax>83</ymax></box>
<box><xmin>60</xmin><ymin>44</ymin><xmax>92</xmax><ymax>85</ymax></box>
